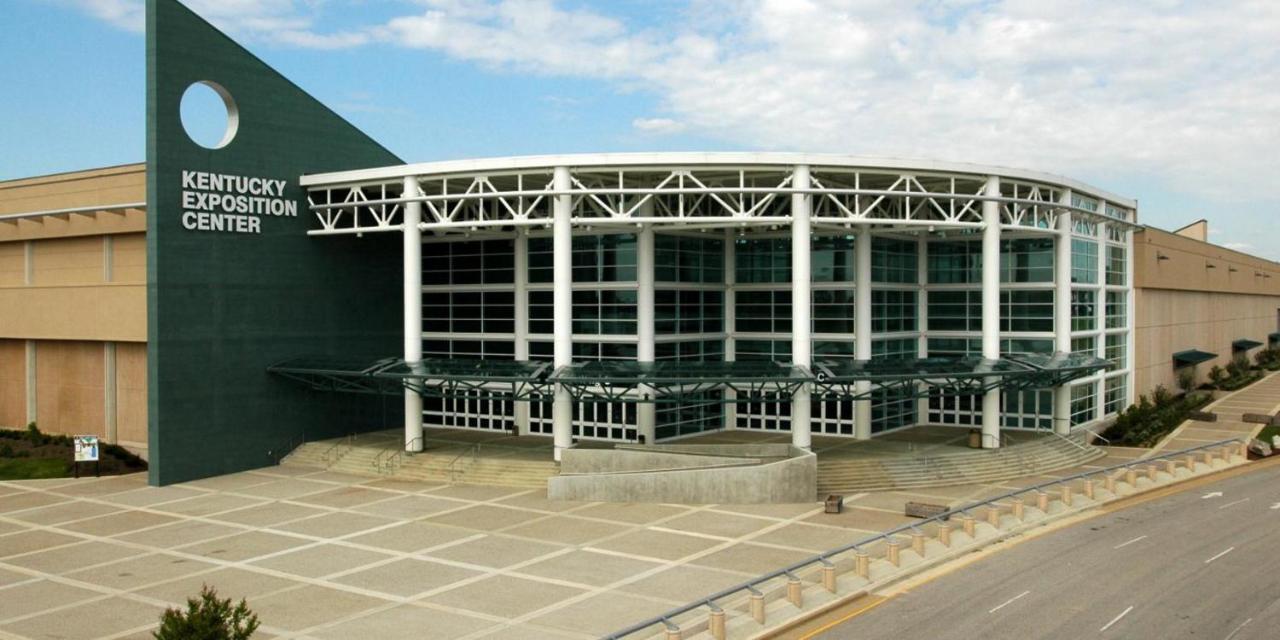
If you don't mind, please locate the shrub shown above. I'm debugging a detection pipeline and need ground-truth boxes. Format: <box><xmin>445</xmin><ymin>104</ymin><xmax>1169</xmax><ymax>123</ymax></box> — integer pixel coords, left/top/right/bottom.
<box><xmin>1226</xmin><ymin>357</ymin><xmax>1247</xmax><ymax>379</ymax></box>
<box><xmin>1176</xmin><ymin>368</ymin><xmax>1197</xmax><ymax>393</ymax></box>
<box><xmin>26</xmin><ymin>422</ymin><xmax>45</xmax><ymax>446</ymax></box>
<box><xmin>154</xmin><ymin>585</ymin><xmax>259</xmax><ymax>640</ymax></box>
<box><xmin>1208</xmin><ymin>365</ymin><xmax>1228</xmax><ymax>386</ymax></box>
<box><xmin>0</xmin><ymin>443</ymin><xmax>12</xmax><ymax>458</ymax></box>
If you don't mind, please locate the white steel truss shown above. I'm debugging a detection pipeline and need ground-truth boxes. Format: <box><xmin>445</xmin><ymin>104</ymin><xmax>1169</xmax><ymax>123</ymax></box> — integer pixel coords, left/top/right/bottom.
<box><xmin>302</xmin><ymin>160</ymin><xmax>1136</xmax><ymax>237</ymax></box>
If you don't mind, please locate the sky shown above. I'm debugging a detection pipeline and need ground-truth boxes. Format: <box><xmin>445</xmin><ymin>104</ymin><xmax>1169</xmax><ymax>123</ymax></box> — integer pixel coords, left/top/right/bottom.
<box><xmin>3</xmin><ymin>0</ymin><xmax>1278</xmax><ymax>256</ymax></box>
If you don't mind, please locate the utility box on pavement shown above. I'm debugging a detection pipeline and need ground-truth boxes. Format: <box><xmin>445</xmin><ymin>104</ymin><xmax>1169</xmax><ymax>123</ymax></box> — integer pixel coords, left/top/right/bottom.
<box><xmin>968</xmin><ymin>428</ymin><xmax>982</xmax><ymax>448</ymax></box>
<box><xmin>825</xmin><ymin>494</ymin><xmax>844</xmax><ymax>514</ymax></box>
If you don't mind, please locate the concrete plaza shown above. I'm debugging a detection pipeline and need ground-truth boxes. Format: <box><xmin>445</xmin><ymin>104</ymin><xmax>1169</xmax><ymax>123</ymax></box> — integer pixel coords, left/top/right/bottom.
<box><xmin>0</xmin><ymin>441</ymin><xmax>1161</xmax><ymax>640</ymax></box>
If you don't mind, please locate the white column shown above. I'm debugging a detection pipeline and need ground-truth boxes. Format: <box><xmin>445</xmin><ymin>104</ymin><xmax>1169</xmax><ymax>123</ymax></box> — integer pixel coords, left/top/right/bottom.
<box><xmin>791</xmin><ymin>165</ymin><xmax>813</xmax><ymax>450</ymax></box>
<box><xmin>552</xmin><ymin>166</ymin><xmax>574</xmax><ymax>460</ymax></box>
<box><xmin>980</xmin><ymin>176</ymin><xmax>1002</xmax><ymax>448</ymax></box>
<box><xmin>916</xmin><ymin>234</ymin><xmax>930</xmax><ymax>422</ymax></box>
<box><xmin>1124</xmin><ymin>216</ymin><xmax>1136</xmax><ymax>408</ymax></box>
<box><xmin>1095</xmin><ymin>214</ymin><xmax>1109</xmax><ymax>422</ymax></box>
<box><xmin>25</xmin><ymin>340</ymin><xmax>36</xmax><ymax>426</ymax></box>
<box><xmin>402</xmin><ymin>176</ymin><xmax>424</xmax><ymax>452</ymax></box>
<box><xmin>1053</xmin><ymin>190</ymin><xmax>1074</xmax><ymax>436</ymax></box>
<box><xmin>104</xmin><ymin>342</ymin><xmax>117</xmax><ymax>443</ymax></box>
<box><xmin>513</xmin><ymin>230</ymin><xmax>531</xmax><ymax>435</ymax></box>
<box><xmin>723</xmin><ymin>229</ymin><xmax>737</xmax><ymax>429</ymax></box>
<box><xmin>854</xmin><ymin>228</ymin><xmax>873</xmax><ymax>439</ymax></box>
<box><xmin>636</xmin><ymin>224</ymin><xmax>657</xmax><ymax>444</ymax></box>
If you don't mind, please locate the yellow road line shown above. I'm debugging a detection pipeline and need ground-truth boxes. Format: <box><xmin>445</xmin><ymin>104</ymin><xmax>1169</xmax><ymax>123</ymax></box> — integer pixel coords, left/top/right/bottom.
<box><xmin>796</xmin><ymin>595</ymin><xmax>889</xmax><ymax>640</ymax></box>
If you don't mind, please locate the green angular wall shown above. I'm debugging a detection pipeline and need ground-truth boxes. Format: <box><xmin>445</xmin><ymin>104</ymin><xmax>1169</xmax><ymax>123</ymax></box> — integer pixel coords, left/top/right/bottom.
<box><xmin>146</xmin><ymin>0</ymin><xmax>405</xmax><ymax>485</ymax></box>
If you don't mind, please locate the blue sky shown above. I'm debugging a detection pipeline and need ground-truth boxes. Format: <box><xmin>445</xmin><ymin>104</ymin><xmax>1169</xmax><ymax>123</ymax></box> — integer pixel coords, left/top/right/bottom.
<box><xmin>4</xmin><ymin>0</ymin><xmax>1279</xmax><ymax>256</ymax></box>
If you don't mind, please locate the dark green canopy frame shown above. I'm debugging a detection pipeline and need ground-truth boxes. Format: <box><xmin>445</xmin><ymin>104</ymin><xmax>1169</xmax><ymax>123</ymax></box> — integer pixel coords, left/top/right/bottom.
<box><xmin>269</xmin><ymin>352</ymin><xmax>1110</xmax><ymax>406</ymax></box>
<box><xmin>1232</xmin><ymin>338</ymin><xmax>1264</xmax><ymax>351</ymax></box>
<box><xmin>1172</xmin><ymin>349</ymin><xmax>1217</xmax><ymax>367</ymax></box>
<box><xmin>268</xmin><ymin>357</ymin><xmax>552</xmax><ymax>401</ymax></box>
<box><xmin>548</xmin><ymin>361</ymin><xmax>811</xmax><ymax>404</ymax></box>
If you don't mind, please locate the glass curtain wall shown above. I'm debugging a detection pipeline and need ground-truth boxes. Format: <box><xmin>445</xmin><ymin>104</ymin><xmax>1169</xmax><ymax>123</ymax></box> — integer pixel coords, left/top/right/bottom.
<box><xmin>924</xmin><ymin>236</ymin><xmax>1057</xmax><ymax>430</ymax></box>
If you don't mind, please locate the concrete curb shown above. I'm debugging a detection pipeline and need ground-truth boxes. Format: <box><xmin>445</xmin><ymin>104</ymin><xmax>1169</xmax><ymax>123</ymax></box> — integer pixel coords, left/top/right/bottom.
<box><xmin>643</xmin><ymin>444</ymin><xmax>1249</xmax><ymax>640</ymax></box>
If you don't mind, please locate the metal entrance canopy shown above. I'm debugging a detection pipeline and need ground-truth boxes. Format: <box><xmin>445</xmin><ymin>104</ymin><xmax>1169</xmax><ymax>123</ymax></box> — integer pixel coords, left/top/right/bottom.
<box><xmin>268</xmin><ymin>356</ymin><xmax>551</xmax><ymax>401</ymax></box>
<box><xmin>811</xmin><ymin>353</ymin><xmax>1111</xmax><ymax>401</ymax></box>
<box><xmin>549</xmin><ymin>361</ymin><xmax>811</xmax><ymax>404</ymax></box>
<box><xmin>269</xmin><ymin>353</ymin><xmax>1109</xmax><ymax>405</ymax></box>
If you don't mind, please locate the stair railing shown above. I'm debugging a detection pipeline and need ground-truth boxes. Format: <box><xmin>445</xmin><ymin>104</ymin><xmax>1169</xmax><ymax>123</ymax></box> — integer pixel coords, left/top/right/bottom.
<box><xmin>446</xmin><ymin>443</ymin><xmax>482</xmax><ymax>483</ymax></box>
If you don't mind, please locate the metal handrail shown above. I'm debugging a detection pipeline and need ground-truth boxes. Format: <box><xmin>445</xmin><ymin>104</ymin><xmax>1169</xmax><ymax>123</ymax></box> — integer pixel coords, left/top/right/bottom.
<box><xmin>1054</xmin><ymin>431</ymin><xmax>1096</xmax><ymax>454</ymax></box>
<box><xmin>446</xmin><ymin>443</ymin><xmax>482</xmax><ymax>482</ymax></box>
<box><xmin>372</xmin><ymin>437</ymin><xmax>420</xmax><ymax>473</ymax></box>
<box><xmin>321</xmin><ymin>433</ymin><xmax>355</xmax><ymax>464</ymax></box>
<box><xmin>603</xmin><ymin>437</ymin><xmax>1244</xmax><ymax>639</ymax></box>
<box><xmin>1077</xmin><ymin>426</ymin><xmax>1113</xmax><ymax>446</ymax></box>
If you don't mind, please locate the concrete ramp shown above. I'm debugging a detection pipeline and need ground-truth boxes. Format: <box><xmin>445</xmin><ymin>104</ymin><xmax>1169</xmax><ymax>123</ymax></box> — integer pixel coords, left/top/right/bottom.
<box><xmin>548</xmin><ymin>444</ymin><xmax>816</xmax><ymax>504</ymax></box>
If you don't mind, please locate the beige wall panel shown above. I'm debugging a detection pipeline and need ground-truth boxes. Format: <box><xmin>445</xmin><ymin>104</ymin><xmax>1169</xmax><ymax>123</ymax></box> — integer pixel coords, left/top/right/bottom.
<box><xmin>1134</xmin><ymin>288</ymin><xmax>1280</xmax><ymax>398</ymax></box>
<box><xmin>0</xmin><ymin>164</ymin><xmax>146</xmax><ymax>243</ymax></box>
<box><xmin>115</xmin><ymin>342</ymin><xmax>148</xmax><ymax>444</ymax></box>
<box><xmin>0</xmin><ymin>243</ymin><xmax>23</xmax><ymax>286</ymax></box>
<box><xmin>0</xmin><ymin>165</ymin><xmax>144</xmax><ymax>215</ymax></box>
<box><xmin>31</xmin><ymin>236</ymin><xmax>105</xmax><ymax>285</ymax></box>
<box><xmin>0</xmin><ymin>339</ymin><xmax>24</xmax><ymax>429</ymax></box>
<box><xmin>110</xmin><ymin>233</ymin><xmax>146</xmax><ymax>283</ymax></box>
<box><xmin>0</xmin><ymin>285</ymin><xmax>145</xmax><ymax>341</ymax></box>
<box><xmin>1135</xmin><ymin>227</ymin><xmax>1280</xmax><ymax>296</ymax></box>
<box><xmin>34</xmin><ymin>341</ymin><xmax>105</xmax><ymax>437</ymax></box>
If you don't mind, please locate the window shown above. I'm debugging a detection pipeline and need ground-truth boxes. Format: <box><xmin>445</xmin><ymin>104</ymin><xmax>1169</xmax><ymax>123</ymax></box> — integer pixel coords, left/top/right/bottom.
<box><xmin>736</xmin><ymin>237</ymin><xmax>790</xmax><ymax>283</ymax></box>
<box><xmin>1071</xmin><ymin>290</ymin><xmax>1096</xmax><ymax>332</ymax></box>
<box><xmin>1105</xmin><ymin>291</ymin><xmax>1126</xmax><ymax>329</ymax></box>
<box><xmin>873</xmin><ymin>338</ymin><xmax>918</xmax><ymax>359</ymax></box>
<box><xmin>927</xmin><ymin>241</ymin><xmax>981</xmax><ymax>284</ymax></box>
<box><xmin>927</xmin><ymin>338</ymin><xmax>979</xmax><ymax>357</ymax></box>
<box><xmin>1002</xmin><ymin>290</ymin><xmax>1054</xmax><ymax>332</ymax></box>
<box><xmin>871</xmin><ymin>387</ymin><xmax>916</xmax><ymax>433</ymax></box>
<box><xmin>655</xmin><ymin>339</ymin><xmax>725</xmax><ymax>361</ymax></box>
<box><xmin>1071</xmin><ymin>239</ymin><xmax>1098</xmax><ymax>284</ymax></box>
<box><xmin>1105</xmin><ymin>334</ymin><xmax>1126</xmax><ymax>369</ymax></box>
<box><xmin>528</xmin><ymin>290</ymin><xmax>637</xmax><ymax>335</ymax></box>
<box><xmin>871</xmin><ymin>289</ymin><xmax>917</xmax><ymax>333</ymax></box>
<box><xmin>812</xmin><ymin>236</ymin><xmax>856</xmax><ymax>283</ymax></box>
<box><xmin>422</xmin><ymin>239</ymin><xmax>514</xmax><ymax>286</ymax></box>
<box><xmin>1070</xmin><ymin>382</ymin><xmax>1096</xmax><ymax>425</ymax></box>
<box><xmin>1003</xmin><ymin>338</ymin><xmax>1053</xmax><ymax>355</ymax></box>
<box><xmin>814</xmin><ymin>340</ymin><xmax>855</xmax><ymax>361</ymax></box>
<box><xmin>656</xmin><ymin>289</ymin><xmax>723</xmax><ymax>334</ymax></box>
<box><xmin>735</xmin><ymin>290</ymin><xmax>791</xmax><ymax>333</ymax></box>
<box><xmin>1003</xmin><ymin>389</ymin><xmax>1053</xmax><ymax>430</ymax></box>
<box><xmin>927</xmin><ymin>290</ymin><xmax>981</xmax><ymax>331</ymax></box>
<box><xmin>872</xmin><ymin>237</ymin><xmax>917</xmax><ymax>284</ymax></box>
<box><xmin>529</xmin><ymin>341</ymin><xmax>637</xmax><ymax>361</ymax></box>
<box><xmin>528</xmin><ymin>233</ymin><xmax>637</xmax><ymax>283</ymax></box>
<box><xmin>813</xmin><ymin>289</ymin><xmax>855</xmax><ymax>334</ymax></box>
<box><xmin>1001</xmin><ymin>238</ymin><xmax>1054</xmax><ymax>283</ymax></box>
<box><xmin>1104</xmin><ymin>376</ymin><xmax>1127</xmax><ymax>414</ymax></box>
<box><xmin>1106</xmin><ymin>245</ymin><xmax>1126</xmax><ymax>286</ymax></box>
<box><xmin>1071</xmin><ymin>336</ymin><xmax>1096</xmax><ymax>357</ymax></box>
<box><xmin>655</xmin><ymin>234</ymin><xmax>724</xmax><ymax>284</ymax></box>
<box><xmin>422</xmin><ymin>340</ymin><xmax>514</xmax><ymax>360</ymax></box>
<box><xmin>422</xmin><ymin>290</ymin><xmax>515</xmax><ymax>334</ymax></box>
<box><xmin>736</xmin><ymin>339</ymin><xmax>790</xmax><ymax>361</ymax></box>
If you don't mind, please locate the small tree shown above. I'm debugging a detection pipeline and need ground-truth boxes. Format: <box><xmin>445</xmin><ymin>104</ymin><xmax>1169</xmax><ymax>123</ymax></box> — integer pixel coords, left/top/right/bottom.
<box><xmin>154</xmin><ymin>585</ymin><xmax>259</xmax><ymax>640</ymax></box>
<box><xmin>1208</xmin><ymin>365</ymin><xmax>1228</xmax><ymax>386</ymax></box>
<box><xmin>26</xmin><ymin>422</ymin><xmax>43</xmax><ymax>446</ymax></box>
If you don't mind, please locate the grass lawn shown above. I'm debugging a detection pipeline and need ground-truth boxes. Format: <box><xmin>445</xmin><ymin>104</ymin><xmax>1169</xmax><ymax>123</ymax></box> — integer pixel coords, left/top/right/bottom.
<box><xmin>0</xmin><ymin>457</ymin><xmax>70</xmax><ymax>480</ymax></box>
<box><xmin>1256</xmin><ymin>424</ymin><xmax>1280</xmax><ymax>443</ymax></box>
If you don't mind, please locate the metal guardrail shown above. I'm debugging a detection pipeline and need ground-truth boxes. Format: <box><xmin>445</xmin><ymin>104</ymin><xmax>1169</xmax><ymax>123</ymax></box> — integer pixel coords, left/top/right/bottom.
<box><xmin>321</xmin><ymin>433</ymin><xmax>355</xmax><ymax>464</ymax></box>
<box><xmin>372</xmin><ymin>436</ymin><xmax>422</xmax><ymax>474</ymax></box>
<box><xmin>446</xmin><ymin>443</ymin><xmax>482</xmax><ymax>482</ymax></box>
<box><xmin>603</xmin><ymin>437</ymin><xmax>1245</xmax><ymax>640</ymax></box>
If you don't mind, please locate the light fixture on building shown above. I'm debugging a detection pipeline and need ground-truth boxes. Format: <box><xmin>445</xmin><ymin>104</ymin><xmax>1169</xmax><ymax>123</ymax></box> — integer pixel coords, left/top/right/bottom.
<box><xmin>1156</xmin><ymin>252</ymin><xmax>1170</xmax><ymax>261</ymax></box>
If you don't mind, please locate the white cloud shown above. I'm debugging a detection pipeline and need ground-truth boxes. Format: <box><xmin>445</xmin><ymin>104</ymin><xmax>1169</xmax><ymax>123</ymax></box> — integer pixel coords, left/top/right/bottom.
<box><xmin>632</xmin><ymin>117</ymin><xmax>685</xmax><ymax>134</ymax></box>
<box><xmin>76</xmin><ymin>0</ymin><xmax>1280</xmax><ymax>208</ymax></box>
<box><xmin>72</xmin><ymin>0</ymin><xmax>144</xmax><ymax>32</ymax></box>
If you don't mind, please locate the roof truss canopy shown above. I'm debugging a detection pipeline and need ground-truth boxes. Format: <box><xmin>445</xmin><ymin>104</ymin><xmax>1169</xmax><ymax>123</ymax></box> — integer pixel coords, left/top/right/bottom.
<box><xmin>1172</xmin><ymin>349</ymin><xmax>1217</xmax><ymax>367</ymax></box>
<box><xmin>548</xmin><ymin>361</ymin><xmax>811</xmax><ymax>405</ymax></box>
<box><xmin>298</xmin><ymin>155</ymin><xmax>1137</xmax><ymax>237</ymax></box>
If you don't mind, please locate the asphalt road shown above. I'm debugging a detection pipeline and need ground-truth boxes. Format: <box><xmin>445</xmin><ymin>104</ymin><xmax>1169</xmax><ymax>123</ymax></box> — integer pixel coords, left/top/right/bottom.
<box><xmin>813</xmin><ymin>460</ymin><xmax>1280</xmax><ymax>640</ymax></box>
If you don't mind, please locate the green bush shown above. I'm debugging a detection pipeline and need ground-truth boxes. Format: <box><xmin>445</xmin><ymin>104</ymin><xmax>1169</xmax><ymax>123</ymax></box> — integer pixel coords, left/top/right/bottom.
<box><xmin>26</xmin><ymin>422</ymin><xmax>45</xmax><ymax>446</ymax></box>
<box><xmin>0</xmin><ymin>443</ymin><xmax>12</xmax><ymax>458</ymax></box>
<box><xmin>1101</xmin><ymin>385</ymin><xmax>1212</xmax><ymax>448</ymax></box>
<box><xmin>1209</xmin><ymin>365</ymin><xmax>1227</xmax><ymax>386</ymax></box>
<box><xmin>154</xmin><ymin>585</ymin><xmax>259</xmax><ymax>640</ymax></box>
<box><xmin>1176</xmin><ymin>368</ymin><xmax>1197</xmax><ymax>393</ymax></box>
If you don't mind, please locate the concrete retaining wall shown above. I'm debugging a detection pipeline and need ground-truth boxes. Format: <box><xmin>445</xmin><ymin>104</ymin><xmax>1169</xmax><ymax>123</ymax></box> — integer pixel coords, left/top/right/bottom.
<box><xmin>559</xmin><ymin>449</ymin><xmax>758</xmax><ymax>474</ymax></box>
<box><xmin>548</xmin><ymin>446</ymin><xmax>816</xmax><ymax>504</ymax></box>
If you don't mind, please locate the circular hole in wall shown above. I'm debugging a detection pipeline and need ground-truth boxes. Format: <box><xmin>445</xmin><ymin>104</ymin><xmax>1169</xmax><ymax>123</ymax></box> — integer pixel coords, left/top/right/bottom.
<box><xmin>179</xmin><ymin>81</ymin><xmax>239</xmax><ymax>149</ymax></box>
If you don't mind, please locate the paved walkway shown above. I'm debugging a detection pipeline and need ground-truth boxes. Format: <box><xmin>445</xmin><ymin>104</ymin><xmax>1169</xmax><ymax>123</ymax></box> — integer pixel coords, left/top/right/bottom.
<box><xmin>1150</xmin><ymin>371</ymin><xmax>1280</xmax><ymax>455</ymax></box>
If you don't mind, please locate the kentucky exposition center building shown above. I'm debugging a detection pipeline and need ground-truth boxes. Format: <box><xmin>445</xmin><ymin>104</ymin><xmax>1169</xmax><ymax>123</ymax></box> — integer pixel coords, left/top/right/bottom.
<box><xmin>4</xmin><ymin>0</ymin><xmax>1279</xmax><ymax>487</ymax></box>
